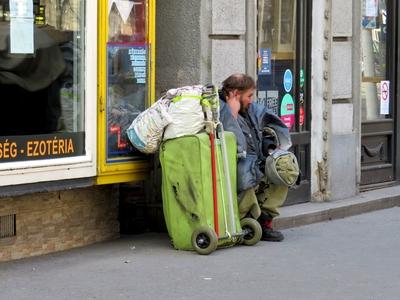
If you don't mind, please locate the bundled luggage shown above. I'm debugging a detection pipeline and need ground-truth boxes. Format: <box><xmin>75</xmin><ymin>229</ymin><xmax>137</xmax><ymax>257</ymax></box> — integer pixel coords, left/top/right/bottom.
<box><xmin>126</xmin><ymin>85</ymin><xmax>206</xmax><ymax>154</ymax></box>
<box><xmin>126</xmin><ymin>98</ymin><xmax>171</xmax><ymax>154</ymax></box>
<box><xmin>127</xmin><ymin>84</ymin><xmax>263</xmax><ymax>254</ymax></box>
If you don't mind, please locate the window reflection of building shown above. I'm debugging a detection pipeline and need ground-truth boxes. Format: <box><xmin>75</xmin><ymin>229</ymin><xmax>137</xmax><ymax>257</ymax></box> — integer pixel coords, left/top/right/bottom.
<box><xmin>361</xmin><ymin>0</ymin><xmax>387</xmax><ymax>120</ymax></box>
<box><xmin>259</xmin><ymin>0</ymin><xmax>274</xmax><ymax>47</ymax></box>
<box><xmin>257</xmin><ymin>0</ymin><xmax>298</xmax><ymax>131</ymax></box>
<box><xmin>45</xmin><ymin>0</ymin><xmax>58</xmax><ymax>28</ymax></box>
<box><xmin>109</xmin><ymin>3</ymin><xmax>134</xmax><ymax>40</ymax></box>
<box><xmin>44</xmin><ymin>0</ymin><xmax>80</xmax><ymax>31</ymax></box>
<box><xmin>280</xmin><ymin>0</ymin><xmax>294</xmax><ymax>45</ymax></box>
<box><xmin>0</xmin><ymin>0</ymin><xmax>84</xmax><ymax>135</ymax></box>
<box><xmin>259</xmin><ymin>0</ymin><xmax>295</xmax><ymax>53</ymax></box>
<box><xmin>61</xmin><ymin>0</ymin><xmax>80</xmax><ymax>31</ymax></box>
<box><xmin>108</xmin><ymin>0</ymin><xmax>146</xmax><ymax>43</ymax></box>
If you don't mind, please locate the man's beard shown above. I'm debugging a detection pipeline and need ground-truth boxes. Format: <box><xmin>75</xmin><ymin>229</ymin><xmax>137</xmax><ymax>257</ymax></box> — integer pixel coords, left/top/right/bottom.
<box><xmin>239</xmin><ymin>96</ymin><xmax>248</xmax><ymax>114</ymax></box>
<box><xmin>239</xmin><ymin>106</ymin><xmax>248</xmax><ymax>114</ymax></box>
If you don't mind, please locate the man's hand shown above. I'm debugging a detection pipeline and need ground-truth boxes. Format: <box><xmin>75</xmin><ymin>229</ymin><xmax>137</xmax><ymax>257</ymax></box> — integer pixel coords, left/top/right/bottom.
<box><xmin>226</xmin><ymin>90</ymin><xmax>240</xmax><ymax>118</ymax></box>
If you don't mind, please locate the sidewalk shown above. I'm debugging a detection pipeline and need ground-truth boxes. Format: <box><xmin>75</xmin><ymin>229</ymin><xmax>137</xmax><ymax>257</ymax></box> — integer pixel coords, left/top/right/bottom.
<box><xmin>275</xmin><ymin>185</ymin><xmax>400</xmax><ymax>230</ymax></box>
<box><xmin>1</xmin><ymin>208</ymin><xmax>399</xmax><ymax>300</ymax></box>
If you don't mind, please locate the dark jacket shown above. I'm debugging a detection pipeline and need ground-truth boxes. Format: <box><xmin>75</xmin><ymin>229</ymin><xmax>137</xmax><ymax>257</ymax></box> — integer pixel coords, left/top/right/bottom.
<box><xmin>220</xmin><ymin>99</ymin><xmax>291</xmax><ymax>192</ymax></box>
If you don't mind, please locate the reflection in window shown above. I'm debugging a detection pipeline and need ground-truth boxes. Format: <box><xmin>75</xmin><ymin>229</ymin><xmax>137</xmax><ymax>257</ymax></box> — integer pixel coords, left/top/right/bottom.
<box><xmin>361</xmin><ymin>0</ymin><xmax>387</xmax><ymax>120</ymax></box>
<box><xmin>280</xmin><ymin>0</ymin><xmax>295</xmax><ymax>44</ymax></box>
<box><xmin>0</xmin><ymin>0</ymin><xmax>85</xmax><ymax>136</ymax></box>
<box><xmin>257</xmin><ymin>0</ymin><xmax>298</xmax><ymax>131</ymax></box>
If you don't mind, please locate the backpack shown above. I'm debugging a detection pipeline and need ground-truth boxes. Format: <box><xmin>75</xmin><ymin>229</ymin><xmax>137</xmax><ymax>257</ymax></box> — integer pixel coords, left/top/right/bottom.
<box><xmin>264</xmin><ymin>149</ymin><xmax>300</xmax><ymax>187</ymax></box>
<box><xmin>262</xmin><ymin>127</ymin><xmax>300</xmax><ymax>187</ymax></box>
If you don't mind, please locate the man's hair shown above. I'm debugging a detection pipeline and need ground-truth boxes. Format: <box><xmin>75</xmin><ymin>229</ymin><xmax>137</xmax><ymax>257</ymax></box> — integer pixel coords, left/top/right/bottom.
<box><xmin>221</xmin><ymin>73</ymin><xmax>256</xmax><ymax>98</ymax></box>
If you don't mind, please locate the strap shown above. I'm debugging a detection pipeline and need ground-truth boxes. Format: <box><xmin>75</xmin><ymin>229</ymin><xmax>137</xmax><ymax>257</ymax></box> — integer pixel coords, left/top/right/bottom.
<box><xmin>171</xmin><ymin>95</ymin><xmax>202</xmax><ymax>103</ymax></box>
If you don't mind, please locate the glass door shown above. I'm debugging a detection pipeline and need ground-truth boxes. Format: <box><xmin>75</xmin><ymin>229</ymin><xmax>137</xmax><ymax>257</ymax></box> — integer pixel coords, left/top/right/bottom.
<box><xmin>360</xmin><ymin>0</ymin><xmax>396</xmax><ymax>186</ymax></box>
<box><xmin>97</xmin><ymin>0</ymin><xmax>155</xmax><ymax>185</ymax></box>
<box><xmin>257</xmin><ymin>0</ymin><xmax>311</xmax><ymax>204</ymax></box>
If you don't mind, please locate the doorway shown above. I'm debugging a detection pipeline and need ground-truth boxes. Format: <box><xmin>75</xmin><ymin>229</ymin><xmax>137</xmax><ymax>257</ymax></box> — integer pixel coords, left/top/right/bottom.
<box><xmin>256</xmin><ymin>0</ymin><xmax>311</xmax><ymax>204</ymax></box>
<box><xmin>360</xmin><ymin>0</ymin><xmax>397</xmax><ymax>188</ymax></box>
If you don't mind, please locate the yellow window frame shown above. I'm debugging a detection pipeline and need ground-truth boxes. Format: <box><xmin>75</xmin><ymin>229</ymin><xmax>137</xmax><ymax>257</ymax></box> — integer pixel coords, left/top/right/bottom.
<box><xmin>96</xmin><ymin>0</ymin><xmax>156</xmax><ymax>185</ymax></box>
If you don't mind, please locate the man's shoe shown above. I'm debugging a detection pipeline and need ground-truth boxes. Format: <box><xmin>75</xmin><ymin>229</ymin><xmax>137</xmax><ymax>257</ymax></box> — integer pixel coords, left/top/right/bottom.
<box><xmin>257</xmin><ymin>214</ymin><xmax>285</xmax><ymax>242</ymax></box>
<box><xmin>261</xmin><ymin>226</ymin><xmax>284</xmax><ymax>242</ymax></box>
<box><xmin>259</xmin><ymin>218</ymin><xmax>284</xmax><ymax>242</ymax></box>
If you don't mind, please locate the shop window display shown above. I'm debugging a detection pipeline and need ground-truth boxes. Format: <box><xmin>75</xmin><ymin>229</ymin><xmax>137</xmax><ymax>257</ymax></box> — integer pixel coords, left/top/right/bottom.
<box><xmin>0</xmin><ymin>0</ymin><xmax>85</xmax><ymax>162</ymax></box>
<box><xmin>106</xmin><ymin>0</ymin><xmax>148</xmax><ymax>161</ymax></box>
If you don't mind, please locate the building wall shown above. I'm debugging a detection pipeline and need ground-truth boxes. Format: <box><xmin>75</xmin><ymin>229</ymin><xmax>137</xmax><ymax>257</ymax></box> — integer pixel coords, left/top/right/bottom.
<box><xmin>329</xmin><ymin>0</ymin><xmax>358</xmax><ymax>200</ymax></box>
<box><xmin>0</xmin><ymin>186</ymin><xmax>119</xmax><ymax>262</ymax></box>
<box><xmin>155</xmin><ymin>0</ymin><xmax>202</xmax><ymax>95</ymax></box>
<box><xmin>310</xmin><ymin>0</ymin><xmax>359</xmax><ymax>201</ymax></box>
<box><xmin>155</xmin><ymin>0</ymin><xmax>248</xmax><ymax>94</ymax></box>
<box><xmin>156</xmin><ymin>0</ymin><xmax>361</xmax><ymax>201</ymax></box>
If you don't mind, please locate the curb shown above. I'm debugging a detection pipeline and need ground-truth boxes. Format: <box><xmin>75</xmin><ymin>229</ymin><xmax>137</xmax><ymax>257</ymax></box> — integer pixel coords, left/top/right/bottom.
<box><xmin>274</xmin><ymin>185</ymin><xmax>400</xmax><ymax>230</ymax></box>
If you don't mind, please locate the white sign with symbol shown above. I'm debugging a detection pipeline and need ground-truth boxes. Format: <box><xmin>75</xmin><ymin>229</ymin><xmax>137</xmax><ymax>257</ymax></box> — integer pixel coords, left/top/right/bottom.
<box><xmin>380</xmin><ymin>80</ymin><xmax>390</xmax><ymax>115</ymax></box>
<box><xmin>365</xmin><ymin>0</ymin><xmax>378</xmax><ymax>17</ymax></box>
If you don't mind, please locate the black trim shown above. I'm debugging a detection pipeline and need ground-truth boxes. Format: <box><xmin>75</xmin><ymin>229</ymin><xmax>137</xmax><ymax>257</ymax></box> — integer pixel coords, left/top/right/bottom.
<box><xmin>0</xmin><ymin>177</ymin><xmax>95</xmax><ymax>198</ymax></box>
<box><xmin>387</xmin><ymin>0</ymin><xmax>397</xmax><ymax>182</ymax></box>
<box><xmin>395</xmin><ymin>0</ymin><xmax>400</xmax><ymax>181</ymax></box>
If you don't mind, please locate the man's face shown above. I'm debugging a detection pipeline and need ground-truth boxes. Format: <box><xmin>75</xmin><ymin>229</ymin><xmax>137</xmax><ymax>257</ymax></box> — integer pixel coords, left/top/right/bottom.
<box><xmin>239</xmin><ymin>88</ymin><xmax>255</xmax><ymax>112</ymax></box>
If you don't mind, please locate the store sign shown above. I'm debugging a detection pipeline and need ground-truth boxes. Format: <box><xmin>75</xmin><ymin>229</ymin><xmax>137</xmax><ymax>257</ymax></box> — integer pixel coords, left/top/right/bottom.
<box><xmin>283</xmin><ymin>69</ymin><xmax>293</xmax><ymax>93</ymax></box>
<box><xmin>107</xmin><ymin>44</ymin><xmax>147</xmax><ymax>84</ymax></box>
<box><xmin>257</xmin><ymin>90</ymin><xmax>279</xmax><ymax>116</ymax></box>
<box><xmin>299</xmin><ymin>106</ymin><xmax>305</xmax><ymax>126</ymax></box>
<box><xmin>258</xmin><ymin>48</ymin><xmax>271</xmax><ymax>75</ymax></box>
<box><xmin>0</xmin><ymin>132</ymin><xmax>85</xmax><ymax>162</ymax></box>
<box><xmin>299</xmin><ymin>91</ymin><xmax>305</xmax><ymax>126</ymax></box>
<box><xmin>299</xmin><ymin>69</ymin><xmax>305</xmax><ymax>88</ymax></box>
<box><xmin>128</xmin><ymin>46</ymin><xmax>147</xmax><ymax>84</ymax></box>
<box><xmin>380</xmin><ymin>80</ymin><xmax>390</xmax><ymax>115</ymax></box>
<box><xmin>266</xmin><ymin>90</ymin><xmax>279</xmax><ymax>115</ymax></box>
<box><xmin>280</xmin><ymin>94</ymin><xmax>295</xmax><ymax>129</ymax></box>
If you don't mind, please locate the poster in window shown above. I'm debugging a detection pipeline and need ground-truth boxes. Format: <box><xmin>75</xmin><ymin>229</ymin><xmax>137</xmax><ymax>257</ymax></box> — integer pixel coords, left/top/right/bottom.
<box><xmin>9</xmin><ymin>0</ymin><xmax>34</xmax><ymax>53</ymax></box>
<box><xmin>106</xmin><ymin>43</ymin><xmax>148</xmax><ymax>160</ymax></box>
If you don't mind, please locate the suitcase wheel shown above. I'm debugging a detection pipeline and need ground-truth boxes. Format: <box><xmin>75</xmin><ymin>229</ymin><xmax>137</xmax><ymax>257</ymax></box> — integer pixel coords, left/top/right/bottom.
<box><xmin>240</xmin><ymin>218</ymin><xmax>262</xmax><ymax>246</ymax></box>
<box><xmin>191</xmin><ymin>226</ymin><xmax>218</xmax><ymax>255</ymax></box>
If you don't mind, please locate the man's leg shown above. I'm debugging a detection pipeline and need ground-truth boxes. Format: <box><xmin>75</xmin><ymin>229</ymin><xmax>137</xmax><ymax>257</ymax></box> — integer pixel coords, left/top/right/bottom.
<box><xmin>237</xmin><ymin>188</ymin><xmax>261</xmax><ymax>220</ymax></box>
<box><xmin>256</xmin><ymin>182</ymin><xmax>288</xmax><ymax>241</ymax></box>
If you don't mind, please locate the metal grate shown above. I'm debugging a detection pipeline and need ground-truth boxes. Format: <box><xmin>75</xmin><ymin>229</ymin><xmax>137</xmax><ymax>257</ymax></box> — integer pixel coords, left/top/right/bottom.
<box><xmin>0</xmin><ymin>214</ymin><xmax>16</xmax><ymax>238</ymax></box>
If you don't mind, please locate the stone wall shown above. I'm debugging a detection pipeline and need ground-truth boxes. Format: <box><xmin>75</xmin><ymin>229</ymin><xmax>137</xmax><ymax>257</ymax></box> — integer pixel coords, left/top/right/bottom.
<box><xmin>0</xmin><ymin>186</ymin><xmax>119</xmax><ymax>262</ymax></box>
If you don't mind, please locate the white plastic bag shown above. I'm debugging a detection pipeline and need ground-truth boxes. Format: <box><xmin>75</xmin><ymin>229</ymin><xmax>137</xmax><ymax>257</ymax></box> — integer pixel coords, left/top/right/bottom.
<box><xmin>163</xmin><ymin>85</ymin><xmax>205</xmax><ymax>140</ymax></box>
<box><xmin>127</xmin><ymin>98</ymin><xmax>172</xmax><ymax>154</ymax></box>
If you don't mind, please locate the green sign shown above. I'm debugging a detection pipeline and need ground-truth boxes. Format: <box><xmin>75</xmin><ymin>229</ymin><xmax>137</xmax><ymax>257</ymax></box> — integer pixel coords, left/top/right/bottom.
<box><xmin>280</xmin><ymin>94</ymin><xmax>295</xmax><ymax>129</ymax></box>
<box><xmin>299</xmin><ymin>69</ymin><xmax>305</xmax><ymax>88</ymax></box>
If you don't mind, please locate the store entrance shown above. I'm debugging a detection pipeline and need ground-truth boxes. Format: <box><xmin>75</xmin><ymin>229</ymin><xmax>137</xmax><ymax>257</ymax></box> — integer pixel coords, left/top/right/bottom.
<box><xmin>360</xmin><ymin>0</ymin><xmax>397</xmax><ymax>188</ymax></box>
<box><xmin>256</xmin><ymin>0</ymin><xmax>311</xmax><ymax>204</ymax></box>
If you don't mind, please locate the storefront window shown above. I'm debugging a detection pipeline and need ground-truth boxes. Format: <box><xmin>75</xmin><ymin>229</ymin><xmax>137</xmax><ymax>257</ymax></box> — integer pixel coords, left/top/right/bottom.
<box><xmin>257</xmin><ymin>0</ymin><xmax>307</xmax><ymax>132</ymax></box>
<box><xmin>361</xmin><ymin>0</ymin><xmax>389</xmax><ymax>120</ymax></box>
<box><xmin>258</xmin><ymin>0</ymin><xmax>296</xmax><ymax>128</ymax></box>
<box><xmin>106</xmin><ymin>0</ymin><xmax>148</xmax><ymax>162</ymax></box>
<box><xmin>257</xmin><ymin>0</ymin><xmax>311</xmax><ymax>196</ymax></box>
<box><xmin>0</xmin><ymin>0</ymin><xmax>85</xmax><ymax>163</ymax></box>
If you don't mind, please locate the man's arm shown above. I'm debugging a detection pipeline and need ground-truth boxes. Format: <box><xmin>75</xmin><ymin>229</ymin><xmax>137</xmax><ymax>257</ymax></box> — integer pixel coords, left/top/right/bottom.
<box><xmin>225</xmin><ymin>91</ymin><xmax>240</xmax><ymax>119</ymax></box>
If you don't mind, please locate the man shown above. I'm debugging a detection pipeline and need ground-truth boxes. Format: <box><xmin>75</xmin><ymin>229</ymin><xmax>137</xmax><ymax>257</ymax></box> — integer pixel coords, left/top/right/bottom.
<box><xmin>219</xmin><ymin>73</ymin><xmax>291</xmax><ymax>241</ymax></box>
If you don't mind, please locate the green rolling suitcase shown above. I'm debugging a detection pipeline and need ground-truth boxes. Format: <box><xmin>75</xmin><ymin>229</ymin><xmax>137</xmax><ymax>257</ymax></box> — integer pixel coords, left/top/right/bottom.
<box><xmin>160</xmin><ymin>131</ymin><xmax>261</xmax><ymax>255</ymax></box>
